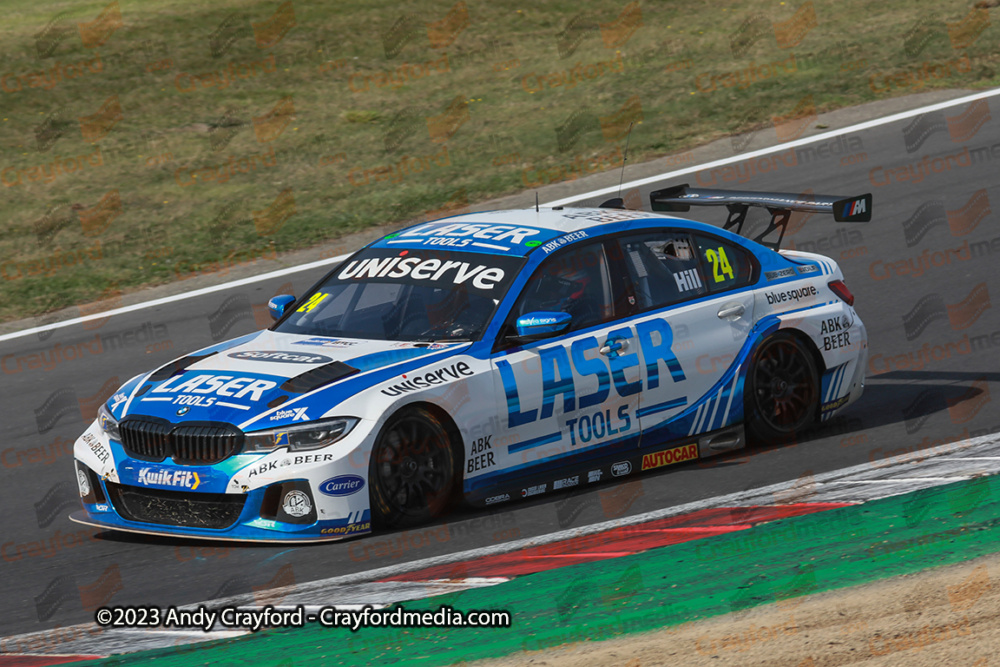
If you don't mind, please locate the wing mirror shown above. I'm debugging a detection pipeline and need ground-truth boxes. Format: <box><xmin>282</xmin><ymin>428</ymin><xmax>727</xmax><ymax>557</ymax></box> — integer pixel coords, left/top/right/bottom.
<box><xmin>512</xmin><ymin>312</ymin><xmax>572</xmax><ymax>341</ymax></box>
<box><xmin>268</xmin><ymin>295</ymin><xmax>297</xmax><ymax>321</ymax></box>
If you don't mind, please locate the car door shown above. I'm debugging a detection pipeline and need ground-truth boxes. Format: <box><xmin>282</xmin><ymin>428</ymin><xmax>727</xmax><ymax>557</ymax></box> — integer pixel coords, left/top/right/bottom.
<box><xmin>613</xmin><ymin>229</ymin><xmax>757</xmax><ymax>455</ymax></box>
<box><xmin>484</xmin><ymin>238</ymin><xmax>641</xmax><ymax>493</ymax></box>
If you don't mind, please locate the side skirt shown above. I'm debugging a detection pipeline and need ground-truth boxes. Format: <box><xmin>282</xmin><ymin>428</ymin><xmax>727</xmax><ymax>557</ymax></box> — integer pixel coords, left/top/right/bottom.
<box><xmin>465</xmin><ymin>424</ymin><xmax>747</xmax><ymax>508</ymax></box>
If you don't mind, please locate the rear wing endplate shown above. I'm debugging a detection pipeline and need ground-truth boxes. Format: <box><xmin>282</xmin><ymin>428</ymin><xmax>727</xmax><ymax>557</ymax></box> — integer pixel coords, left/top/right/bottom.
<box><xmin>648</xmin><ymin>184</ymin><xmax>872</xmax><ymax>250</ymax></box>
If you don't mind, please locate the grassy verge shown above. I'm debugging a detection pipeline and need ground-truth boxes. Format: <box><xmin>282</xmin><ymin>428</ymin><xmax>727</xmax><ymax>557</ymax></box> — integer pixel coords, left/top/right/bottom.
<box><xmin>2</xmin><ymin>0</ymin><xmax>998</xmax><ymax>322</ymax></box>
<box><xmin>75</xmin><ymin>475</ymin><xmax>1000</xmax><ymax>666</ymax></box>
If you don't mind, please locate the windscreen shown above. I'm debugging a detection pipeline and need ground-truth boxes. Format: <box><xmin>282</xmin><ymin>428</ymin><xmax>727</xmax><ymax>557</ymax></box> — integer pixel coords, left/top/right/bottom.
<box><xmin>275</xmin><ymin>248</ymin><xmax>526</xmax><ymax>342</ymax></box>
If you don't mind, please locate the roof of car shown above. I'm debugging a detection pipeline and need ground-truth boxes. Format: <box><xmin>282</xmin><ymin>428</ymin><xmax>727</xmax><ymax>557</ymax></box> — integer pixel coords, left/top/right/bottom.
<box><xmin>368</xmin><ymin>207</ymin><xmax>674</xmax><ymax>257</ymax></box>
<box><xmin>441</xmin><ymin>207</ymin><xmax>660</xmax><ymax>231</ymax></box>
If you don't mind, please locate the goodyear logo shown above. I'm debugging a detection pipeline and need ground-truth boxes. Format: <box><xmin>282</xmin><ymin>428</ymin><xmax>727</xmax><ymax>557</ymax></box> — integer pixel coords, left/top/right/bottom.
<box><xmin>321</xmin><ymin>521</ymin><xmax>370</xmax><ymax>535</ymax></box>
<box><xmin>641</xmin><ymin>443</ymin><xmax>698</xmax><ymax>470</ymax></box>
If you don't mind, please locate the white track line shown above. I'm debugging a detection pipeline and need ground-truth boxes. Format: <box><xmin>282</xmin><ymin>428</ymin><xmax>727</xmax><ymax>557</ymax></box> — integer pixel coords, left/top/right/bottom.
<box><xmin>6</xmin><ymin>432</ymin><xmax>999</xmax><ymax>657</ymax></box>
<box><xmin>3</xmin><ymin>87</ymin><xmax>999</xmax><ymax>345</ymax></box>
<box><xmin>544</xmin><ymin>87</ymin><xmax>1000</xmax><ymax>207</ymax></box>
<box><xmin>0</xmin><ymin>254</ymin><xmax>350</xmax><ymax>344</ymax></box>
<box><xmin>839</xmin><ymin>477</ymin><xmax>971</xmax><ymax>483</ymax></box>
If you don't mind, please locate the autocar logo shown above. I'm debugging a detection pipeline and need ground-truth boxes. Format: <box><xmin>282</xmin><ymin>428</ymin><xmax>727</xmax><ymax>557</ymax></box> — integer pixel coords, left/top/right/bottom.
<box><xmin>282</xmin><ymin>490</ymin><xmax>311</xmax><ymax>517</ymax></box>
<box><xmin>176</xmin><ymin>407</ymin><xmax>190</xmax><ymax>416</ymax></box>
<box><xmin>611</xmin><ymin>461</ymin><xmax>632</xmax><ymax>477</ymax></box>
<box><xmin>318</xmin><ymin>475</ymin><xmax>365</xmax><ymax>497</ymax></box>
<box><xmin>228</xmin><ymin>350</ymin><xmax>333</xmax><ymax>364</ymax></box>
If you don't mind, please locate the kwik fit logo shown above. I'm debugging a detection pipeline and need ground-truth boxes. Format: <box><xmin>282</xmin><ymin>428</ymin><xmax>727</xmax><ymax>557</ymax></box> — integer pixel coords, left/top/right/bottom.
<box><xmin>138</xmin><ymin>467</ymin><xmax>201</xmax><ymax>489</ymax></box>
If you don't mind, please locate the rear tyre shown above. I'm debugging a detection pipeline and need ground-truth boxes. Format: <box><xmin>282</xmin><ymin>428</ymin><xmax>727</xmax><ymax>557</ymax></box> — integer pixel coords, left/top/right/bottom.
<box><xmin>369</xmin><ymin>407</ymin><xmax>459</xmax><ymax>528</ymax></box>
<box><xmin>744</xmin><ymin>333</ymin><xmax>819</xmax><ymax>445</ymax></box>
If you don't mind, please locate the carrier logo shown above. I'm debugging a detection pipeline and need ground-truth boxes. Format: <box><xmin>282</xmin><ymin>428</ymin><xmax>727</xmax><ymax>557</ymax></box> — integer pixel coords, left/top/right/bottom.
<box><xmin>319</xmin><ymin>475</ymin><xmax>365</xmax><ymax>497</ymax></box>
<box><xmin>228</xmin><ymin>350</ymin><xmax>333</xmax><ymax>364</ymax></box>
<box><xmin>611</xmin><ymin>461</ymin><xmax>632</xmax><ymax>477</ymax></box>
<box><xmin>137</xmin><ymin>467</ymin><xmax>201</xmax><ymax>489</ymax></box>
<box><xmin>641</xmin><ymin>443</ymin><xmax>698</xmax><ymax>470</ymax></box>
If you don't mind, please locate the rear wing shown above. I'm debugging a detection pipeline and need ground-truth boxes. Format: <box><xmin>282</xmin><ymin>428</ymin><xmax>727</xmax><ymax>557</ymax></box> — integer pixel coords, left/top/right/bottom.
<box><xmin>648</xmin><ymin>184</ymin><xmax>872</xmax><ymax>250</ymax></box>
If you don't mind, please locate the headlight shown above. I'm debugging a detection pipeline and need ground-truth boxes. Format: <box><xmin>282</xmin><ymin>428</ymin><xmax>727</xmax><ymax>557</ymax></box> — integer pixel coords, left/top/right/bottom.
<box><xmin>97</xmin><ymin>403</ymin><xmax>121</xmax><ymax>441</ymax></box>
<box><xmin>244</xmin><ymin>417</ymin><xmax>358</xmax><ymax>453</ymax></box>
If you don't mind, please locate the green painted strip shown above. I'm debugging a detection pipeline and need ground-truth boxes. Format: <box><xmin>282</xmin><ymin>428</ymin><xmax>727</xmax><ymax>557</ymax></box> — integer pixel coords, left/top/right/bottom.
<box><xmin>81</xmin><ymin>476</ymin><xmax>1000</xmax><ymax>666</ymax></box>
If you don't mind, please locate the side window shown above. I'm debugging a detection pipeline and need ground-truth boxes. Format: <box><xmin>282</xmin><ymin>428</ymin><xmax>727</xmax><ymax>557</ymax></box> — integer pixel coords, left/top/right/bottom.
<box><xmin>693</xmin><ymin>235</ymin><xmax>755</xmax><ymax>293</ymax></box>
<box><xmin>509</xmin><ymin>241</ymin><xmax>614</xmax><ymax>333</ymax></box>
<box><xmin>618</xmin><ymin>231</ymin><xmax>708</xmax><ymax>310</ymax></box>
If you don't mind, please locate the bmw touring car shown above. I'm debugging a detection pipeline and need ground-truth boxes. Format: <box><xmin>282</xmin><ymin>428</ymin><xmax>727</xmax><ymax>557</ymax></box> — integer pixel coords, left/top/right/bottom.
<box><xmin>71</xmin><ymin>185</ymin><xmax>872</xmax><ymax>542</ymax></box>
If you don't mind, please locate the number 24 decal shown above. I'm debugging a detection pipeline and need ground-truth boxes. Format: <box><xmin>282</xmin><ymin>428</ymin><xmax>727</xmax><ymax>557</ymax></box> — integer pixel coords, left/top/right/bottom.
<box><xmin>705</xmin><ymin>247</ymin><xmax>734</xmax><ymax>283</ymax></box>
<box><xmin>297</xmin><ymin>292</ymin><xmax>329</xmax><ymax>313</ymax></box>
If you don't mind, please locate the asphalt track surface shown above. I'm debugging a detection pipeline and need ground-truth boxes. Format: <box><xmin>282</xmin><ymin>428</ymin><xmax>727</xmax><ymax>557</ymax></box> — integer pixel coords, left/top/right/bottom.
<box><xmin>3</xmin><ymin>91</ymin><xmax>1000</xmax><ymax>641</ymax></box>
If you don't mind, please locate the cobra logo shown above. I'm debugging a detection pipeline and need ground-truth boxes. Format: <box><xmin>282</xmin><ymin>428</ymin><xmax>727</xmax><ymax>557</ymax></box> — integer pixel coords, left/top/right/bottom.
<box><xmin>319</xmin><ymin>475</ymin><xmax>365</xmax><ymax>497</ymax></box>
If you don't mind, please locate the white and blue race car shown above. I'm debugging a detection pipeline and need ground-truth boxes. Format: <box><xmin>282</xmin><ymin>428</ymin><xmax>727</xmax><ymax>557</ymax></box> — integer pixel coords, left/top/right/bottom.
<box><xmin>71</xmin><ymin>185</ymin><xmax>872</xmax><ymax>542</ymax></box>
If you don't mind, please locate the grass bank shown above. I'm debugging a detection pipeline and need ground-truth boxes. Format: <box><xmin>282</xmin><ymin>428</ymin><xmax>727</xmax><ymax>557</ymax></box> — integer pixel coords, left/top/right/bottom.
<box><xmin>1</xmin><ymin>0</ymin><xmax>997</xmax><ymax>321</ymax></box>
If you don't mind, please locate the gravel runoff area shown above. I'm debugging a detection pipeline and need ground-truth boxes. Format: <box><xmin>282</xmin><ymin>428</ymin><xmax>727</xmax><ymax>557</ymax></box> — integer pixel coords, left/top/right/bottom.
<box><xmin>471</xmin><ymin>551</ymin><xmax>1000</xmax><ymax>667</ymax></box>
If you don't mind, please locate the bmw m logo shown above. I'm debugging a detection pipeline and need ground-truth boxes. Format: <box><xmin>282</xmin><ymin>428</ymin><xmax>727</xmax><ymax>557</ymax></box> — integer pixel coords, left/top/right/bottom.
<box><xmin>176</xmin><ymin>407</ymin><xmax>190</xmax><ymax>416</ymax></box>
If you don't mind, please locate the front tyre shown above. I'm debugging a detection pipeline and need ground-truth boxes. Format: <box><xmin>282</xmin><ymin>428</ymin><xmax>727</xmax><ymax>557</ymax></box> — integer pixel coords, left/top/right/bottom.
<box><xmin>744</xmin><ymin>333</ymin><xmax>819</xmax><ymax>445</ymax></box>
<box><xmin>369</xmin><ymin>407</ymin><xmax>459</xmax><ymax>528</ymax></box>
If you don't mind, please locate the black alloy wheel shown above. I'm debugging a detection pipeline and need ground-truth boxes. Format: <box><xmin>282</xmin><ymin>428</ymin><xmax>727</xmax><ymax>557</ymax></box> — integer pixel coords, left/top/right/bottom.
<box><xmin>369</xmin><ymin>407</ymin><xmax>459</xmax><ymax>528</ymax></box>
<box><xmin>744</xmin><ymin>333</ymin><xmax>819</xmax><ymax>445</ymax></box>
